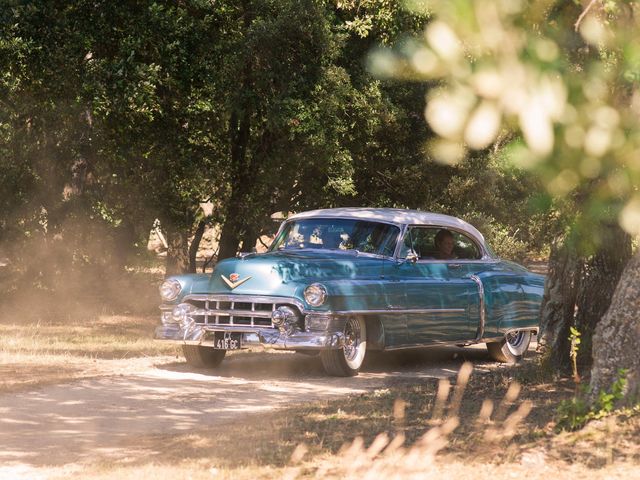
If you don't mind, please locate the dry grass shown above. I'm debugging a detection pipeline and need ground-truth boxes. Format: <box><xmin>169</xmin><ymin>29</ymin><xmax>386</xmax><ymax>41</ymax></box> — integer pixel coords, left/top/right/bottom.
<box><xmin>0</xmin><ymin>315</ymin><xmax>180</xmax><ymax>393</ymax></box>
<box><xmin>0</xmin><ymin>257</ymin><xmax>178</xmax><ymax>393</ymax></box>
<box><xmin>42</xmin><ymin>360</ymin><xmax>640</xmax><ymax>480</ymax></box>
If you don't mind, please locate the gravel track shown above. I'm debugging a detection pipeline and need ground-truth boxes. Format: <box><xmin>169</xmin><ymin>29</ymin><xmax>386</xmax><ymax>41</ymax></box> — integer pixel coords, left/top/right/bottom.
<box><xmin>0</xmin><ymin>345</ymin><xmax>495</xmax><ymax>470</ymax></box>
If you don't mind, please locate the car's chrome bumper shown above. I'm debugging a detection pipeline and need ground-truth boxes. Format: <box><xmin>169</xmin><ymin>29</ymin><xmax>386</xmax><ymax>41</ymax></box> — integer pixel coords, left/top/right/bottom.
<box><xmin>154</xmin><ymin>323</ymin><xmax>345</xmax><ymax>350</ymax></box>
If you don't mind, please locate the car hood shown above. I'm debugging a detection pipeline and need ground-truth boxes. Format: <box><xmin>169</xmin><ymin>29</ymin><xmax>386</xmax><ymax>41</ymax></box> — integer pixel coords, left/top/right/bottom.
<box><xmin>186</xmin><ymin>250</ymin><xmax>386</xmax><ymax>298</ymax></box>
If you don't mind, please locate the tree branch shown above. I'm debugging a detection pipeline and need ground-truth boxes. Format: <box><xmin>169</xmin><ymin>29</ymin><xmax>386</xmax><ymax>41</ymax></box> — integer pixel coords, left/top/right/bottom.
<box><xmin>575</xmin><ymin>0</ymin><xmax>599</xmax><ymax>32</ymax></box>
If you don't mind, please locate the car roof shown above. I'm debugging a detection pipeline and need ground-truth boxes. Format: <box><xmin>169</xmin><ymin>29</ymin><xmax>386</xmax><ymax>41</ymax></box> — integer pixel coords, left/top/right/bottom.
<box><xmin>288</xmin><ymin>208</ymin><xmax>486</xmax><ymax>245</ymax></box>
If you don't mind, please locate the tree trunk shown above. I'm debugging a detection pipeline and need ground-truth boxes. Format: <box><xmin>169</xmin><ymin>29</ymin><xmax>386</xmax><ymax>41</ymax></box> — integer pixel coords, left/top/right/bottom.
<box><xmin>166</xmin><ymin>228</ymin><xmax>190</xmax><ymax>276</ymax></box>
<box><xmin>217</xmin><ymin>190</ymin><xmax>246</xmax><ymax>260</ymax></box>
<box><xmin>539</xmin><ymin>224</ymin><xmax>631</xmax><ymax>374</ymax></box>
<box><xmin>589</xmin><ymin>250</ymin><xmax>640</xmax><ymax>406</ymax></box>
<box><xmin>538</xmin><ymin>238</ymin><xmax>579</xmax><ymax>371</ymax></box>
<box><xmin>217</xmin><ymin>0</ymin><xmax>255</xmax><ymax>261</ymax></box>
<box><xmin>188</xmin><ymin>218</ymin><xmax>208</xmax><ymax>273</ymax></box>
<box><xmin>574</xmin><ymin>225</ymin><xmax>631</xmax><ymax>367</ymax></box>
<box><xmin>112</xmin><ymin>219</ymin><xmax>138</xmax><ymax>270</ymax></box>
<box><xmin>240</xmin><ymin>224</ymin><xmax>258</xmax><ymax>253</ymax></box>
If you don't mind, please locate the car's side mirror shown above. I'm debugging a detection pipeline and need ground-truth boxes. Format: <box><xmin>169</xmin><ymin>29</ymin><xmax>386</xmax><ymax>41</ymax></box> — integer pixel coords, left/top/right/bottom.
<box><xmin>405</xmin><ymin>251</ymin><xmax>419</xmax><ymax>263</ymax></box>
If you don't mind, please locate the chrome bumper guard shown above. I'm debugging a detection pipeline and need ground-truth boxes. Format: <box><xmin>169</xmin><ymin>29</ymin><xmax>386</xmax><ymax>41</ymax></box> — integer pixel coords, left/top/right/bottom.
<box><xmin>154</xmin><ymin>323</ymin><xmax>345</xmax><ymax>350</ymax></box>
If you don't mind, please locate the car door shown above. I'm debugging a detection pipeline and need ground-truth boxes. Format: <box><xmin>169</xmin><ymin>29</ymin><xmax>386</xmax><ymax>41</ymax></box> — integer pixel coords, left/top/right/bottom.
<box><xmin>390</xmin><ymin>226</ymin><xmax>480</xmax><ymax>345</ymax></box>
<box><xmin>440</xmin><ymin>230</ymin><xmax>491</xmax><ymax>340</ymax></box>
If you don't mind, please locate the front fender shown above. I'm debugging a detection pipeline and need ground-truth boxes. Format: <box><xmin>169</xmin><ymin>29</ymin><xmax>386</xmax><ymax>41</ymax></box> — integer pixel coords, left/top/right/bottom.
<box><xmin>297</xmin><ymin>278</ymin><xmax>388</xmax><ymax>313</ymax></box>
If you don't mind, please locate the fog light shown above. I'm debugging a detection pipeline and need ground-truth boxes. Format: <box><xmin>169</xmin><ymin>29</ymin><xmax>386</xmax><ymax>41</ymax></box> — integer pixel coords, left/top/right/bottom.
<box><xmin>305</xmin><ymin>314</ymin><xmax>332</xmax><ymax>332</ymax></box>
<box><xmin>271</xmin><ymin>306</ymin><xmax>299</xmax><ymax>335</ymax></box>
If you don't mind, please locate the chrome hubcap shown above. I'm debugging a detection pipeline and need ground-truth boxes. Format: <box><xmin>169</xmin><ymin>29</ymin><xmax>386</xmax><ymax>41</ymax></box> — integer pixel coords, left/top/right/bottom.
<box><xmin>343</xmin><ymin>318</ymin><xmax>361</xmax><ymax>361</ymax></box>
<box><xmin>505</xmin><ymin>330</ymin><xmax>529</xmax><ymax>355</ymax></box>
<box><xmin>506</xmin><ymin>331</ymin><xmax>525</xmax><ymax>347</ymax></box>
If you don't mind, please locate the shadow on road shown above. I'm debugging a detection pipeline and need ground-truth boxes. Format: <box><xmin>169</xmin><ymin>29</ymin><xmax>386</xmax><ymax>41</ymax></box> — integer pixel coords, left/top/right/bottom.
<box><xmin>0</xmin><ymin>344</ymin><xmax>523</xmax><ymax>468</ymax></box>
<box><xmin>156</xmin><ymin>344</ymin><xmax>496</xmax><ymax>380</ymax></box>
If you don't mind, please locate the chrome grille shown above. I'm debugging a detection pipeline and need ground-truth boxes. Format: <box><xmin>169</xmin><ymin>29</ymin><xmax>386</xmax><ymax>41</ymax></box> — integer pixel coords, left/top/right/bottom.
<box><xmin>183</xmin><ymin>295</ymin><xmax>295</xmax><ymax>328</ymax></box>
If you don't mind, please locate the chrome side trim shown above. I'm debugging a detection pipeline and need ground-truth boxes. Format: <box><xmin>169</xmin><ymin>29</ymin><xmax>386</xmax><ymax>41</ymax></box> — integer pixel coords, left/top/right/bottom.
<box><xmin>384</xmin><ymin>334</ymin><xmax>512</xmax><ymax>350</ymax></box>
<box><xmin>503</xmin><ymin>326</ymin><xmax>539</xmax><ymax>336</ymax></box>
<box><xmin>332</xmin><ymin>308</ymin><xmax>466</xmax><ymax>315</ymax></box>
<box><xmin>469</xmin><ymin>274</ymin><xmax>485</xmax><ymax>342</ymax></box>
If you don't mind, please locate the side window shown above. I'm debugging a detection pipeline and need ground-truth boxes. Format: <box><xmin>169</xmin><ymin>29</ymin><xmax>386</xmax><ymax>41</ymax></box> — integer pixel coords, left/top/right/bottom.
<box><xmin>400</xmin><ymin>227</ymin><xmax>481</xmax><ymax>260</ymax></box>
<box><xmin>451</xmin><ymin>231</ymin><xmax>481</xmax><ymax>259</ymax></box>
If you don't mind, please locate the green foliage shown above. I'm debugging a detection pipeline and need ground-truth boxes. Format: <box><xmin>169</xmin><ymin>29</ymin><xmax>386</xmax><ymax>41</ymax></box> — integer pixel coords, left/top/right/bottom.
<box><xmin>481</xmin><ymin>222</ymin><xmax>529</xmax><ymax>263</ymax></box>
<box><xmin>556</xmin><ymin>368</ymin><xmax>630</xmax><ymax>431</ymax></box>
<box><xmin>0</xmin><ymin>0</ymin><xmax>555</xmax><ymax>275</ymax></box>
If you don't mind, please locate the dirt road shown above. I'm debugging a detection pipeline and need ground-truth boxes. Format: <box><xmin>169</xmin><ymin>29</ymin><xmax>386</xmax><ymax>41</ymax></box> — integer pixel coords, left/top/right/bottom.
<box><xmin>0</xmin><ymin>345</ymin><xmax>496</xmax><ymax>473</ymax></box>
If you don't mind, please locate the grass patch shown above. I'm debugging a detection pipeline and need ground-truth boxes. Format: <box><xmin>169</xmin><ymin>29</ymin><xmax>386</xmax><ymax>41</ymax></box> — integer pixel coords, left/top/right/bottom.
<box><xmin>0</xmin><ymin>315</ymin><xmax>177</xmax><ymax>358</ymax></box>
<box><xmin>0</xmin><ymin>315</ymin><xmax>180</xmax><ymax>392</ymax></box>
<box><xmin>51</xmin><ymin>363</ymin><xmax>640</xmax><ymax>479</ymax></box>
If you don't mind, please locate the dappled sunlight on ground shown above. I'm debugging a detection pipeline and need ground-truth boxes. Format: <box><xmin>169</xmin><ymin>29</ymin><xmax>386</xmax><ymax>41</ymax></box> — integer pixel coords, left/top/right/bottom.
<box><xmin>1</xmin><ymin>309</ymin><xmax>635</xmax><ymax>480</ymax></box>
<box><xmin>0</xmin><ymin>345</ymin><xmax>494</xmax><ymax>467</ymax></box>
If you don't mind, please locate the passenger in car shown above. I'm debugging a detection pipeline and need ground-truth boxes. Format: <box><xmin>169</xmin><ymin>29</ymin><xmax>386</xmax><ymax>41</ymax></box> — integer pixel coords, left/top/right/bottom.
<box><xmin>434</xmin><ymin>229</ymin><xmax>458</xmax><ymax>260</ymax></box>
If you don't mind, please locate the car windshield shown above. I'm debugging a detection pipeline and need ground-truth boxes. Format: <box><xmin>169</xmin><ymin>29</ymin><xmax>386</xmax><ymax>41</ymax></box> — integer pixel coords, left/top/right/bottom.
<box><xmin>270</xmin><ymin>218</ymin><xmax>400</xmax><ymax>257</ymax></box>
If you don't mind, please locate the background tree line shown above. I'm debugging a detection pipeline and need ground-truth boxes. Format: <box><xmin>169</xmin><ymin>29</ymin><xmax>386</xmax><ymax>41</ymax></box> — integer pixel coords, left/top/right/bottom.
<box><xmin>0</xmin><ymin>0</ymin><xmax>548</xmax><ymax>276</ymax></box>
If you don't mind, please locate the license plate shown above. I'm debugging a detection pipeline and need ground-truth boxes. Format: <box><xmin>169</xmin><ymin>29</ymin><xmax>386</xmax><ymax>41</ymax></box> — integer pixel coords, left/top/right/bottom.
<box><xmin>212</xmin><ymin>332</ymin><xmax>242</xmax><ymax>350</ymax></box>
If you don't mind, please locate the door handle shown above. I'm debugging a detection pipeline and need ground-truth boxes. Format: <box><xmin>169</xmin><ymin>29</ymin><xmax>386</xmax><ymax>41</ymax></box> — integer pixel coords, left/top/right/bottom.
<box><xmin>449</xmin><ymin>263</ymin><xmax>462</xmax><ymax>269</ymax></box>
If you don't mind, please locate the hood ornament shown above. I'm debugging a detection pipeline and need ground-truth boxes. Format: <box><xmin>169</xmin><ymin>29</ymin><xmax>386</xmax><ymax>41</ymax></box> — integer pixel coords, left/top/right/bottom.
<box><xmin>221</xmin><ymin>273</ymin><xmax>252</xmax><ymax>290</ymax></box>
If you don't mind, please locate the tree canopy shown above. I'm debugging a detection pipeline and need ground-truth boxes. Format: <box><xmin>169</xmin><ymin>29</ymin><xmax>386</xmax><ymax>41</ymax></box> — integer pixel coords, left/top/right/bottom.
<box><xmin>0</xmin><ymin>0</ymin><xmax>549</xmax><ymax>280</ymax></box>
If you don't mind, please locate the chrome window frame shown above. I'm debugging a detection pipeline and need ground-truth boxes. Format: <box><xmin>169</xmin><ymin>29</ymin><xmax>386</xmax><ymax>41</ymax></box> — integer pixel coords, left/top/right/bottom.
<box><xmin>393</xmin><ymin>224</ymin><xmax>496</xmax><ymax>262</ymax></box>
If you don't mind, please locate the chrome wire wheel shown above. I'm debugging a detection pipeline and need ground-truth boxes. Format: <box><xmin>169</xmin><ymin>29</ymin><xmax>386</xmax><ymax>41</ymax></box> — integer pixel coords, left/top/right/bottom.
<box><xmin>320</xmin><ymin>316</ymin><xmax>367</xmax><ymax>376</ymax></box>
<box><xmin>505</xmin><ymin>331</ymin><xmax>527</xmax><ymax>355</ymax></box>
<box><xmin>343</xmin><ymin>317</ymin><xmax>362</xmax><ymax>363</ymax></box>
<box><xmin>486</xmin><ymin>330</ymin><xmax>532</xmax><ymax>363</ymax></box>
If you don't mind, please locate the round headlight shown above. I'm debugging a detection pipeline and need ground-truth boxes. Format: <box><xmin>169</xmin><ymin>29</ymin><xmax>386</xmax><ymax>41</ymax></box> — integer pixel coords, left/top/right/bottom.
<box><xmin>304</xmin><ymin>283</ymin><xmax>327</xmax><ymax>307</ymax></box>
<box><xmin>160</xmin><ymin>279</ymin><xmax>182</xmax><ymax>302</ymax></box>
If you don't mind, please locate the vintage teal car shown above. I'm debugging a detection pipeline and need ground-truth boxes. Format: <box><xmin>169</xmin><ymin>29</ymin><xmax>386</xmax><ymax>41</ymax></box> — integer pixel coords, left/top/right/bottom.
<box><xmin>155</xmin><ymin>208</ymin><xmax>544</xmax><ymax>376</ymax></box>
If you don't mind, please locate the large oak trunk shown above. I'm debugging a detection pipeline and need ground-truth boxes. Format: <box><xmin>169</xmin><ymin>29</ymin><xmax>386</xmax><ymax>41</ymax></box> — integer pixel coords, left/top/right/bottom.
<box><xmin>539</xmin><ymin>225</ymin><xmax>631</xmax><ymax>374</ymax></box>
<box><xmin>574</xmin><ymin>226</ymin><xmax>631</xmax><ymax>367</ymax></box>
<box><xmin>538</xmin><ymin>239</ymin><xmax>579</xmax><ymax>371</ymax></box>
<box><xmin>589</xmin><ymin>250</ymin><xmax>640</xmax><ymax>406</ymax></box>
